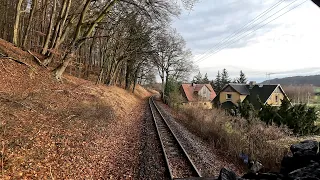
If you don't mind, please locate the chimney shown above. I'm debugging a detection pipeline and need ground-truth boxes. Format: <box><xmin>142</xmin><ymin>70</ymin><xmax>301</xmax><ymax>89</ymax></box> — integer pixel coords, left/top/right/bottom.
<box><xmin>249</xmin><ymin>81</ymin><xmax>256</xmax><ymax>89</ymax></box>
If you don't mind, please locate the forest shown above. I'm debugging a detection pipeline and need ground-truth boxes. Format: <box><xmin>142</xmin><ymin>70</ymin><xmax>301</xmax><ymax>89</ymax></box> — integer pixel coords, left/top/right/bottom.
<box><xmin>0</xmin><ymin>0</ymin><xmax>196</xmax><ymax>93</ymax></box>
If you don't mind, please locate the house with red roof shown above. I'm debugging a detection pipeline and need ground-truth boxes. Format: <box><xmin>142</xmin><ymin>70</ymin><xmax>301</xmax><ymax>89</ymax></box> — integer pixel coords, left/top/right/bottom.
<box><xmin>180</xmin><ymin>83</ymin><xmax>216</xmax><ymax>109</ymax></box>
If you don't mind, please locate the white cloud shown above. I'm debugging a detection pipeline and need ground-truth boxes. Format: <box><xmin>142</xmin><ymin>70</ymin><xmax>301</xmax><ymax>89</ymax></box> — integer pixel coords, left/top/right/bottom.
<box><xmin>173</xmin><ymin>0</ymin><xmax>320</xmax><ymax>82</ymax></box>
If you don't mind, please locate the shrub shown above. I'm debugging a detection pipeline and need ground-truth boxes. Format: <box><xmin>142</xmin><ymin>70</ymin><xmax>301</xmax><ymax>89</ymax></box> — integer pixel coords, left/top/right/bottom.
<box><xmin>164</xmin><ymin>78</ymin><xmax>184</xmax><ymax>109</ymax></box>
<box><xmin>237</xmin><ymin>100</ymin><xmax>256</xmax><ymax>122</ymax></box>
<box><xmin>179</xmin><ymin>107</ymin><xmax>290</xmax><ymax>172</ymax></box>
<box><xmin>258</xmin><ymin>98</ymin><xmax>319</xmax><ymax>135</ymax></box>
<box><xmin>234</xmin><ymin>98</ymin><xmax>319</xmax><ymax>136</ymax></box>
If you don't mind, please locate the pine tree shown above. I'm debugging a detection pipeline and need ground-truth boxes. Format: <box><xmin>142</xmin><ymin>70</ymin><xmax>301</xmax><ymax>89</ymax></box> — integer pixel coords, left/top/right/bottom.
<box><xmin>203</xmin><ymin>73</ymin><xmax>210</xmax><ymax>84</ymax></box>
<box><xmin>192</xmin><ymin>71</ymin><xmax>203</xmax><ymax>83</ymax></box>
<box><xmin>221</xmin><ymin>68</ymin><xmax>231</xmax><ymax>87</ymax></box>
<box><xmin>237</xmin><ymin>70</ymin><xmax>247</xmax><ymax>84</ymax></box>
<box><xmin>213</xmin><ymin>71</ymin><xmax>222</xmax><ymax>92</ymax></box>
<box><xmin>210</xmin><ymin>80</ymin><xmax>215</xmax><ymax>90</ymax></box>
<box><xmin>238</xmin><ymin>100</ymin><xmax>255</xmax><ymax>121</ymax></box>
<box><xmin>232</xmin><ymin>78</ymin><xmax>237</xmax><ymax>83</ymax></box>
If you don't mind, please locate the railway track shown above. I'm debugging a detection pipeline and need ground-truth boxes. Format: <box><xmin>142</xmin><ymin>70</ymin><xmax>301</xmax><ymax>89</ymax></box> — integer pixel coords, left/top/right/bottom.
<box><xmin>149</xmin><ymin>96</ymin><xmax>201</xmax><ymax>179</ymax></box>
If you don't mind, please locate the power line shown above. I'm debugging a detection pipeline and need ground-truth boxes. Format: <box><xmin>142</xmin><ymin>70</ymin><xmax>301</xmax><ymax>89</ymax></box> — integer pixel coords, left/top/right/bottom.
<box><xmin>194</xmin><ymin>0</ymin><xmax>287</xmax><ymax>62</ymax></box>
<box><xmin>195</xmin><ymin>0</ymin><xmax>303</xmax><ymax>63</ymax></box>
<box><xmin>195</xmin><ymin>0</ymin><xmax>307</xmax><ymax>64</ymax></box>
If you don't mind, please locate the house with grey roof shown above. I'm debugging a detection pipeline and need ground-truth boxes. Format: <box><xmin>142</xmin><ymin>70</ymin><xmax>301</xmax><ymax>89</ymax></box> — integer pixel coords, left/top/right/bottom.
<box><xmin>212</xmin><ymin>81</ymin><xmax>290</xmax><ymax>110</ymax></box>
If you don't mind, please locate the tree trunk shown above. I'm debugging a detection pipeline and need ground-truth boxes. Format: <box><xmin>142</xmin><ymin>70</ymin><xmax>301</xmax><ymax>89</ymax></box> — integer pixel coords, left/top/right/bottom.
<box><xmin>53</xmin><ymin>44</ymin><xmax>77</xmax><ymax>80</ymax></box>
<box><xmin>13</xmin><ymin>0</ymin><xmax>24</xmax><ymax>46</ymax></box>
<box><xmin>125</xmin><ymin>61</ymin><xmax>131</xmax><ymax>90</ymax></box>
<box><xmin>132</xmin><ymin>68</ymin><xmax>139</xmax><ymax>93</ymax></box>
<box><xmin>161</xmin><ymin>70</ymin><xmax>165</xmax><ymax>100</ymax></box>
<box><xmin>53</xmin><ymin>0</ymin><xmax>119</xmax><ymax>80</ymax></box>
<box><xmin>23</xmin><ymin>0</ymin><xmax>37</xmax><ymax>48</ymax></box>
<box><xmin>96</xmin><ymin>68</ymin><xmax>105</xmax><ymax>84</ymax></box>
<box><xmin>42</xmin><ymin>0</ymin><xmax>56</xmax><ymax>55</ymax></box>
<box><xmin>43</xmin><ymin>0</ymin><xmax>72</xmax><ymax>66</ymax></box>
<box><xmin>87</xmin><ymin>30</ymin><xmax>98</xmax><ymax>79</ymax></box>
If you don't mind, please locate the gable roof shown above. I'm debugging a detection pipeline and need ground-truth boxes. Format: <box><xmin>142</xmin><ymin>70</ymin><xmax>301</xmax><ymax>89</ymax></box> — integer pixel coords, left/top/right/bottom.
<box><xmin>213</xmin><ymin>83</ymin><xmax>288</xmax><ymax>109</ymax></box>
<box><xmin>194</xmin><ymin>84</ymin><xmax>205</xmax><ymax>92</ymax></box>
<box><xmin>244</xmin><ymin>84</ymin><xmax>279</xmax><ymax>109</ymax></box>
<box><xmin>205</xmin><ymin>84</ymin><xmax>217</xmax><ymax>100</ymax></box>
<box><xmin>181</xmin><ymin>83</ymin><xmax>216</xmax><ymax>102</ymax></box>
<box><xmin>221</xmin><ymin>83</ymin><xmax>250</xmax><ymax>95</ymax></box>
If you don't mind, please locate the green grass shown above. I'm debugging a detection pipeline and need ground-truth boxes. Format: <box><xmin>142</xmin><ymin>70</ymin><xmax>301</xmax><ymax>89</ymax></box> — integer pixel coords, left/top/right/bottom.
<box><xmin>307</xmin><ymin>104</ymin><xmax>320</xmax><ymax>123</ymax></box>
<box><xmin>314</xmin><ymin>87</ymin><xmax>320</xmax><ymax>93</ymax></box>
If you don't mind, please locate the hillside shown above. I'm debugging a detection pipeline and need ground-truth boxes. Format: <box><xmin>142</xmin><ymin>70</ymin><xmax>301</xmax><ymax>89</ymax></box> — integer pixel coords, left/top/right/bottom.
<box><xmin>261</xmin><ymin>74</ymin><xmax>320</xmax><ymax>86</ymax></box>
<box><xmin>0</xmin><ymin>40</ymin><xmax>154</xmax><ymax>179</ymax></box>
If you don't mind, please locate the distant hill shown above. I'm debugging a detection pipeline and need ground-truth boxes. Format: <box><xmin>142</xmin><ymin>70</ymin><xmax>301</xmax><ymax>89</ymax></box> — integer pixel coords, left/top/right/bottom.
<box><xmin>261</xmin><ymin>74</ymin><xmax>320</xmax><ymax>86</ymax></box>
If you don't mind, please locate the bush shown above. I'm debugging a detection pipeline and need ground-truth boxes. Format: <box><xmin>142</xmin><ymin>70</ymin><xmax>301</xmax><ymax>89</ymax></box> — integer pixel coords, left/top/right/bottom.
<box><xmin>179</xmin><ymin>107</ymin><xmax>290</xmax><ymax>172</ymax></box>
<box><xmin>234</xmin><ymin>98</ymin><xmax>319</xmax><ymax>136</ymax></box>
<box><xmin>238</xmin><ymin>100</ymin><xmax>256</xmax><ymax>122</ymax></box>
<box><xmin>258</xmin><ymin>98</ymin><xmax>319</xmax><ymax>136</ymax></box>
<box><xmin>164</xmin><ymin>78</ymin><xmax>184</xmax><ymax>109</ymax></box>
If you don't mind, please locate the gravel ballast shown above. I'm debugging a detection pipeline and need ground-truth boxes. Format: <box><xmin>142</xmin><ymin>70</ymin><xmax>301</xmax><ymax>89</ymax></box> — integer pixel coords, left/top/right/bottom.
<box><xmin>154</xmin><ymin>99</ymin><xmax>243</xmax><ymax>177</ymax></box>
<box><xmin>137</xmin><ymin>101</ymin><xmax>169</xmax><ymax>179</ymax></box>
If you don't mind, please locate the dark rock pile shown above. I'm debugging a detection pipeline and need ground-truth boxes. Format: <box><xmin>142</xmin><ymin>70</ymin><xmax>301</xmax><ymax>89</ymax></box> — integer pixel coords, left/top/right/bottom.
<box><xmin>217</xmin><ymin>140</ymin><xmax>320</xmax><ymax>180</ymax></box>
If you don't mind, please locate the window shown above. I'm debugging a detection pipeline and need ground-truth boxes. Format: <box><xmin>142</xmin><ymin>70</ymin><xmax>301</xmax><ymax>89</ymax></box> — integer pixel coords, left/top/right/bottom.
<box><xmin>275</xmin><ymin>95</ymin><xmax>279</xmax><ymax>102</ymax></box>
<box><xmin>226</xmin><ymin>94</ymin><xmax>232</xmax><ymax>100</ymax></box>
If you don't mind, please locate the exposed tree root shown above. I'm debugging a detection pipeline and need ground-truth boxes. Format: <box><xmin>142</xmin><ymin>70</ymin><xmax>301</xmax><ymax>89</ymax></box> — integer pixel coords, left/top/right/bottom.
<box><xmin>0</xmin><ymin>52</ymin><xmax>37</xmax><ymax>74</ymax></box>
<box><xmin>27</xmin><ymin>50</ymin><xmax>46</xmax><ymax>68</ymax></box>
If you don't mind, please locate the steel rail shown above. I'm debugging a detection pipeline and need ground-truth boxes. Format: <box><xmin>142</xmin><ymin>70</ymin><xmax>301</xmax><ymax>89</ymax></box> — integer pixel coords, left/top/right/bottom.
<box><xmin>149</xmin><ymin>96</ymin><xmax>201</xmax><ymax>179</ymax></box>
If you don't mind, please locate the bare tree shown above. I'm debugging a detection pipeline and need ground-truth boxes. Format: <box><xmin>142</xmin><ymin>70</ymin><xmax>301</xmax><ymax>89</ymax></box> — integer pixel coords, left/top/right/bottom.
<box><xmin>23</xmin><ymin>0</ymin><xmax>38</xmax><ymax>48</ymax></box>
<box><xmin>153</xmin><ymin>29</ymin><xmax>194</xmax><ymax>99</ymax></box>
<box><xmin>0</xmin><ymin>0</ymin><xmax>198</xmax><ymax>93</ymax></box>
<box><xmin>13</xmin><ymin>0</ymin><xmax>25</xmax><ymax>46</ymax></box>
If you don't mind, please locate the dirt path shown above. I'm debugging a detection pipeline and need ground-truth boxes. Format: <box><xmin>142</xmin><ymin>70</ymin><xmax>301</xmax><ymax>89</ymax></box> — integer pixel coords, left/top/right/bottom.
<box><xmin>101</xmin><ymin>101</ymin><xmax>147</xmax><ymax>179</ymax></box>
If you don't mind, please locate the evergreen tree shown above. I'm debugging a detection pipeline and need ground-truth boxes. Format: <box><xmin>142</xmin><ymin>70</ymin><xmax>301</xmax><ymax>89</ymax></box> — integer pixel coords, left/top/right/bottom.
<box><xmin>280</xmin><ymin>103</ymin><xmax>319</xmax><ymax>135</ymax></box>
<box><xmin>276</xmin><ymin>98</ymin><xmax>291</xmax><ymax>124</ymax></box>
<box><xmin>258</xmin><ymin>103</ymin><xmax>279</xmax><ymax>125</ymax></box>
<box><xmin>238</xmin><ymin>100</ymin><xmax>255</xmax><ymax>121</ymax></box>
<box><xmin>221</xmin><ymin>68</ymin><xmax>231</xmax><ymax>87</ymax></box>
<box><xmin>237</xmin><ymin>70</ymin><xmax>247</xmax><ymax>84</ymax></box>
<box><xmin>258</xmin><ymin>97</ymin><xmax>319</xmax><ymax>135</ymax></box>
<box><xmin>232</xmin><ymin>78</ymin><xmax>237</xmax><ymax>83</ymax></box>
<box><xmin>213</xmin><ymin>71</ymin><xmax>222</xmax><ymax>92</ymax></box>
<box><xmin>203</xmin><ymin>73</ymin><xmax>210</xmax><ymax>84</ymax></box>
<box><xmin>192</xmin><ymin>71</ymin><xmax>202</xmax><ymax>83</ymax></box>
<box><xmin>210</xmin><ymin>80</ymin><xmax>215</xmax><ymax>90</ymax></box>
<box><xmin>164</xmin><ymin>77</ymin><xmax>183</xmax><ymax>108</ymax></box>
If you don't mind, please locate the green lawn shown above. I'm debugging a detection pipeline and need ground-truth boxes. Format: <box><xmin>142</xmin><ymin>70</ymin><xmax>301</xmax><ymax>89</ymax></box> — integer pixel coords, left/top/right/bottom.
<box><xmin>314</xmin><ymin>87</ymin><xmax>320</xmax><ymax>93</ymax></box>
<box><xmin>312</xmin><ymin>87</ymin><xmax>320</xmax><ymax>104</ymax></box>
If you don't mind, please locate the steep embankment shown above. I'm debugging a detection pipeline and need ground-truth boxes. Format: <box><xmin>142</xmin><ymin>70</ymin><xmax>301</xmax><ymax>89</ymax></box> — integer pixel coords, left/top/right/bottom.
<box><xmin>0</xmin><ymin>39</ymin><xmax>153</xmax><ymax>179</ymax></box>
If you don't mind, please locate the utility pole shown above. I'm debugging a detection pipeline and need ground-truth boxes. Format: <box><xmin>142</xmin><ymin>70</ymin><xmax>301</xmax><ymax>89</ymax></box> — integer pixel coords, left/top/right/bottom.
<box><xmin>266</xmin><ymin>72</ymin><xmax>276</xmax><ymax>84</ymax></box>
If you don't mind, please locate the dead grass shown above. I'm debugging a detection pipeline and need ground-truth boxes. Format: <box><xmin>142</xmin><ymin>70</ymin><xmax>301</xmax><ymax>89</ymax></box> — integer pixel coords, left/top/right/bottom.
<box><xmin>0</xmin><ymin>43</ymin><xmax>152</xmax><ymax>179</ymax></box>
<box><xmin>177</xmin><ymin>107</ymin><xmax>292</xmax><ymax>172</ymax></box>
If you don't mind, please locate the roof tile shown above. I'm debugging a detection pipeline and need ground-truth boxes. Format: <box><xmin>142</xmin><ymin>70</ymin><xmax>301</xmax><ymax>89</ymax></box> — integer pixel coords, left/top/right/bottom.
<box><xmin>181</xmin><ymin>83</ymin><xmax>216</xmax><ymax>102</ymax></box>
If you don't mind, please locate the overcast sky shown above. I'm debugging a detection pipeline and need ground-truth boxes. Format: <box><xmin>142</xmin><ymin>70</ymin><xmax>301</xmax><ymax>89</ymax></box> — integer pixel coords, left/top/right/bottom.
<box><xmin>172</xmin><ymin>0</ymin><xmax>320</xmax><ymax>82</ymax></box>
